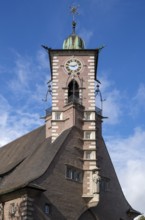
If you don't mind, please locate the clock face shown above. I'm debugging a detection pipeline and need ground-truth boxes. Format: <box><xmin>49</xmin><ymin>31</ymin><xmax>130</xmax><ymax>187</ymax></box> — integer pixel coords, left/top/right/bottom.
<box><xmin>65</xmin><ymin>58</ymin><xmax>82</xmax><ymax>74</ymax></box>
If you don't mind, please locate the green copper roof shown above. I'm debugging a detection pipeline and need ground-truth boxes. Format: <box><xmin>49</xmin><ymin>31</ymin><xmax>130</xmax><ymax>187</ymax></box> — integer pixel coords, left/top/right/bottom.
<box><xmin>63</xmin><ymin>20</ymin><xmax>85</xmax><ymax>50</ymax></box>
<box><xmin>63</xmin><ymin>34</ymin><xmax>85</xmax><ymax>49</ymax></box>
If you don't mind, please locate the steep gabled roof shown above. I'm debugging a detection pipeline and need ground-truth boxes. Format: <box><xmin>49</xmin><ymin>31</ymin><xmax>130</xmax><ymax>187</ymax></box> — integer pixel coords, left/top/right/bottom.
<box><xmin>0</xmin><ymin>125</ymin><xmax>45</xmax><ymax>176</ymax></box>
<box><xmin>0</xmin><ymin>125</ymin><xmax>73</xmax><ymax>195</ymax></box>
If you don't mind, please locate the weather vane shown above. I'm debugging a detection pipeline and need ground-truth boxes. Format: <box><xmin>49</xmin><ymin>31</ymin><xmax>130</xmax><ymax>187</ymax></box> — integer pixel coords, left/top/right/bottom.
<box><xmin>70</xmin><ymin>4</ymin><xmax>79</xmax><ymax>34</ymax></box>
<box><xmin>70</xmin><ymin>4</ymin><xmax>79</xmax><ymax>21</ymax></box>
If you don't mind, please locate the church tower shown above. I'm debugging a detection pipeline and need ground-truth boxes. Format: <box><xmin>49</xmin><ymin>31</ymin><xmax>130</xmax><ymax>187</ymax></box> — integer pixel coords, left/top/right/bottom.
<box><xmin>43</xmin><ymin>7</ymin><xmax>140</xmax><ymax>219</ymax></box>
<box><xmin>45</xmin><ymin>6</ymin><xmax>100</xmax><ymax>208</ymax></box>
<box><xmin>0</xmin><ymin>5</ymin><xmax>140</xmax><ymax>220</ymax></box>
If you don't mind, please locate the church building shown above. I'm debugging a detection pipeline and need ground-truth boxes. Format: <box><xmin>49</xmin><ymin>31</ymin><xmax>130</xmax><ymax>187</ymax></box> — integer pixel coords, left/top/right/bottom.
<box><xmin>0</xmin><ymin>7</ymin><xmax>140</xmax><ymax>220</ymax></box>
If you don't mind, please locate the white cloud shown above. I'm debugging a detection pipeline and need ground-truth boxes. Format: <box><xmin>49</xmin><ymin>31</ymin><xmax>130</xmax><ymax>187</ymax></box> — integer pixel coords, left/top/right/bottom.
<box><xmin>0</xmin><ymin>50</ymin><xmax>50</xmax><ymax>147</ymax></box>
<box><xmin>134</xmin><ymin>215</ymin><xmax>145</xmax><ymax>220</ymax></box>
<box><xmin>122</xmin><ymin>160</ymin><xmax>145</xmax><ymax>214</ymax></box>
<box><xmin>103</xmin><ymin>89</ymin><xmax>122</xmax><ymax>124</ymax></box>
<box><xmin>0</xmin><ymin>110</ymin><xmax>42</xmax><ymax>147</ymax></box>
<box><xmin>106</xmin><ymin>128</ymin><xmax>145</xmax><ymax>213</ymax></box>
<box><xmin>8</xmin><ymin>50</ymin><xmax>50</xmax><ymax>95</ymax></box>
<box><xmin>0</xmin><ymin>95</ymin><xmax>10</xmax><ymax>128</ymax></box>
<box><xmin>37</xmin><ymin>50</ymin><xmax>50</xmax><ymax>70</ymax></box>
<box><xmin>8</xmin><ymin>54</ymin><xmax>32</xmax><ymax>93</ymax></box>
<box><xmin>0</xmin><ymin>94</ymin><xmax>42</xmax><ymax>147</ymax></box>
<box><xmin>130</xmin><ymin>84</ymin><xmax>145</xmax><ymax>117</ymax></box>
<box><xmin>96</xmin><ymin>75</ymin><xmax>123</xmax><ymax>124</ymax></box>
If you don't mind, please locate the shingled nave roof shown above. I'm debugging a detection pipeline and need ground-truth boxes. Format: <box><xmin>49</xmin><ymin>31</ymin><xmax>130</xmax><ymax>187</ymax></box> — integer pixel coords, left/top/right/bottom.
<box><xmin>0</xmin><ymin>125</ymin><xmax>74</xmax><ymax>195</ymax></box>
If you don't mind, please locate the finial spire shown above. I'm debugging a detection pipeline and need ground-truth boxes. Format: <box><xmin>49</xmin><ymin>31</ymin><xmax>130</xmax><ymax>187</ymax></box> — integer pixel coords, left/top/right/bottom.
<box><xmin>63</xmin><ymin>4</ymin><xmax>85</xmax><ymax>49</ymax></box>
<box><xmin>70</xmin><ymin>5</ymin><xmax>79</xmax><ymax>21</ymax></box>
<box><xmin>70</xmin><ymin>5</ymin><xmax>79</xmax><ymax>34</ymax></box>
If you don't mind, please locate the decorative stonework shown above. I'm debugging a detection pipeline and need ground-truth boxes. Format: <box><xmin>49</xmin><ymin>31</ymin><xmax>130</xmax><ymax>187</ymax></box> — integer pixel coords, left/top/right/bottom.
<box><xmin>92</xmin><ymin>170</ymin><xmax>100</xmax><ymax>194</ymax></box>
<box><xmin>3</xmin><ymin>195</ymin><xmax>34</xmax><ymax>220</ymax></box>
<box><xmin>9</xmin><ymin>203</ymin><xmax>20</xmax><ymax>219</ymax></box>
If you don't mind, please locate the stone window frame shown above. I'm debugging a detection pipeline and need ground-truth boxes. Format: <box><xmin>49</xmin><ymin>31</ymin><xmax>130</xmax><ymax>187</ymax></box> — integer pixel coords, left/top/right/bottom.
<box><xmin>52</xmin><ymin>112</ymin><xmax>63</xmax><ymax>120</ymax></box>
<box><xmin>84</xmin><ymin>111</ymin><xmax>95</xmax><ymax>120</ymax></box>
<box><xmin>84</xmin><ymin>112</ymin><xmax>91</xmax><ymax>120</ymax></box>
<box><xmin>84</xmin><ymin>131</ymin><xmax>91</xmax><ymax>139</ymax></box>
<box><xmin>44</xmin><ymin>203</ymin><xmax>51</xmax><ymax>215</ymax></box>
<box><xmin>84</xmin><ymin>131</ymin><xmax>96</xmax><ymax>140</ymax></box>
<box><xmin>65</xmin><ymin>165</ymin><xmax>83</xmax><ymax>183</ymax></box>
<box><xmin>85</xmin><ymin>150</ymin><xmax>96</xmax><ymax>160</ymax></box>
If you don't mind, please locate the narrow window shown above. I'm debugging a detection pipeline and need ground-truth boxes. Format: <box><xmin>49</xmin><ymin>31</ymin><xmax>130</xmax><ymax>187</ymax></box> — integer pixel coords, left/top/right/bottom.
<box><xmin>85</xmin><ymin>151</ymin><xmax>95</xmax><ymax>160</ymax></box>
<box><xmin>84</xmin><ymin>112</ymin><xmax>91</xmax><ymax>120</ymax></box>
<box><xmin>85</xmin><ymin>151</ymin><xmax>91</xmax><ymax>159</ymax></box>
<box><xmin>44</xmin><ymin>204</ymin><xmax>51</xmax><ymax>214</ymax></box>
<box><xmin>85</xmin><ymin>151</ymin><xmax>92</xmax><ymax>159</ymax></box>
<box><xmin>55</xmin><ymin>112</ymin><xmax>61</xmax><ymax>120</ymax></box>
<box><xmin>84</xmin><ymin>131</ymin><xmax>95</xmax><ymax>140</ymax></box>
<box><xmin>66</xmin><ymin>167</ymin><xmax>73</xmax><ymax>179</ymax></box>
<box><xmin>74</xmin><ymin>170</ymin><xmax>82</xmax><ymax>182</ymax></box>
<box><xmin>84</xmin><ymin>131</ymin><xmax>91</xmax><ymax>139</ymax></box>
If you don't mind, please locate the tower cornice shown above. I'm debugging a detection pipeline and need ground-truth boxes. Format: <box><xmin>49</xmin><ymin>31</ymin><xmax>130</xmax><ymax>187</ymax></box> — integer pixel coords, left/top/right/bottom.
<box><xmin>47</xmin><ymin>48</ymin><xmax>99</xmax><ymax>81</ymax></box>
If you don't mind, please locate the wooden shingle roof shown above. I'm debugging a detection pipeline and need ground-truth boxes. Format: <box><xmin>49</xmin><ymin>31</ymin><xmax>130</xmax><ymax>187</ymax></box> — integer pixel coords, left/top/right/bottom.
<box><xmin>0</xmin><ymin>125</ymin><xmax>73</xmax><ymax>195</ymax></box>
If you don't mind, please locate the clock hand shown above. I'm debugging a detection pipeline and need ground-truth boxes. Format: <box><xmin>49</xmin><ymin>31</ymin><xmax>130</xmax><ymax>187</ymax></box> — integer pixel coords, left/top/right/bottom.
<box><xmin>70</xmin><ymin>64</ymin><xmax>77</xmax><ymax>67</ymax></box>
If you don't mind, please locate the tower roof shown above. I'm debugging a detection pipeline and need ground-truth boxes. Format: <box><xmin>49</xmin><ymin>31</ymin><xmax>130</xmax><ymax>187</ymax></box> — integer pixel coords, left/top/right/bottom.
<box><xmin>63</xmin><ymin>33</ymin><xmax>85</xmax><ymax>50</ymax></box>
<box><xmin>63</xmin><ymin>6</ymin><xmax>85</xmax><ymax>50</ymax></box>
<box><xmin>63</xmin><ymin>21</ymin><xmax>85</xmax><ymax>49</ymax></box>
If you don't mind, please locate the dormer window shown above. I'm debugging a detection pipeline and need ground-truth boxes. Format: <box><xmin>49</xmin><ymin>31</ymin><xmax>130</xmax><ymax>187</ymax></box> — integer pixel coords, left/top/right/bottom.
<box><xmin>66</xmin><ymin>165</ymin><xmax>82</xmax><ymax>182</ymax></box>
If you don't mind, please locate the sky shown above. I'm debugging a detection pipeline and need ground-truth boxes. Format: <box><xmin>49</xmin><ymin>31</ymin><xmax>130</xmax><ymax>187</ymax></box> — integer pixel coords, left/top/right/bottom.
<box><xmin>0</xmin><ymin>0</ymin><xmax>145</xmax><ymax>216</ymax></box>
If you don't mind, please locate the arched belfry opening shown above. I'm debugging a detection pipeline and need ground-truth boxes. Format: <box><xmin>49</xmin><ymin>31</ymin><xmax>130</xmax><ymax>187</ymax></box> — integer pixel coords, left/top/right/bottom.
<box><xmin>68</xmin><ymin>79</ymin><xmax>80</xmax><ymax>104</ymax></box>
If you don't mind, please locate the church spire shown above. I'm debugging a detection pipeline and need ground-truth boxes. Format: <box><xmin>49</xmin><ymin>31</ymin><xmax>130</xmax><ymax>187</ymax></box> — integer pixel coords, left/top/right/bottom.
<box><xmin>72</xmin><ymin>20</ymin><xmax>76</xmax><ymax>35</ymax></box>
<box><xmin>62</xmin><ymin>4</ymin><xmax>85</xmax><ymax>49</ymax></box>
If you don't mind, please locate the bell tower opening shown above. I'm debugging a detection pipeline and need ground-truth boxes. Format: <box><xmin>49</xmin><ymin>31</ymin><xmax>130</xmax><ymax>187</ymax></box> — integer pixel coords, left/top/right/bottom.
<box><xmin>45</xmin><ymin>4</ymin><xmax>100</xmax><ymax>208</ymax></box>
<box><xmin>68</xmin><ymin>79</ymin><xmax>80</xmax><ymax>104</ymax></box>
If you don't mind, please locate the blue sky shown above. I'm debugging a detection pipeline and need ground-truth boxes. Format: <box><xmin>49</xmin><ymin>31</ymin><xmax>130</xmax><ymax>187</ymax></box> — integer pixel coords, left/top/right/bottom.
<box><xmin>0</xmin><ymin>0</ymin><xmax>145</xmax><ymax>216</ymax></box>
